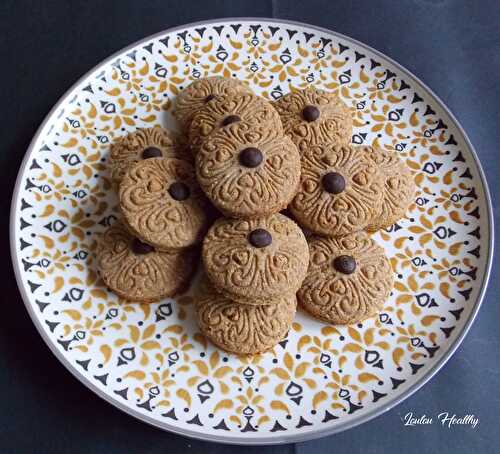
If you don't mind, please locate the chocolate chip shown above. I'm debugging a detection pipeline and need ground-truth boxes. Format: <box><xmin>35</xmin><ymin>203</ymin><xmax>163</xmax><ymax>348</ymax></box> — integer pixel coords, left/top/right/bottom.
<box><xmin>132</xmin><ymin>238</ymin><xmax>154</xmax><ymax>255</ymax></box>
<box><xmin>205</xmin><ymin>94</ymin><xmax>217</xmax><ymax>103</ymax></box>
<box><xmin>221</xmin><ymin>114</ymin><xmax>241</xmax><ymax>126</ymax></box>
<box><xmin>142</xmin><ymin>147</ymin><xmax>162</xmax><ymax>159</ymax></box>
<box><xmin>239</xmin><ymin>147</ymin><xmax>263</xmax><ymax>168</ymax></box>
<box><xmin>333</xmin><ymin>255</ymin><xmax>356</xmax><ymax>274</ymax></box>
<box><xmin>168</xmin><ymin>182</ymin><xmax>190</xmax><ymax>201</ymax></box>
<box><xmin>322</xmin><ymin>172</ymin><xmax>346</xmax><ymax>194</ymax></box>
<box><xmin>302</xmin><ymin>105</ymin><xmax>320</xmax><ymax>122</ymax></box>
<box><xmin>248</xmin><ymin>229</ymin><xmax>272</xmax><ymax>248</ymax></box>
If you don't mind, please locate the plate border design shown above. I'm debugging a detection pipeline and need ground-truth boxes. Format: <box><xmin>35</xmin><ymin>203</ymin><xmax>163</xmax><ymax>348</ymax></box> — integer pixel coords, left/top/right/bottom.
<box><xmin>9</xmin><ymin>18</ymin><xmax>494</xmax><ymax>445</ymax></box>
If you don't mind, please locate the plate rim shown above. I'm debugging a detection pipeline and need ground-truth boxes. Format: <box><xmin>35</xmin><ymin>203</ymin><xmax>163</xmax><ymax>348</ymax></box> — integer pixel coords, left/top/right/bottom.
<box><xmin>9</xmin><ymin>17</ymin><xmax>494</xmax><ymax>445</ymax></box>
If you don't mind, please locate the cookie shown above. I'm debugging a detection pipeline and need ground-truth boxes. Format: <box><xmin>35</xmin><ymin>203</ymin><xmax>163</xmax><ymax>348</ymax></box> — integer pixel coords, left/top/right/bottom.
<box><xmin>109</xmin><ymin>126</ymin><xmax>192</xmax><ymax>185</ymax></box>
<box><xmin>274</xmin><ymin>87</ymin><xmax>353</xmax><ymax>154</ymax></box>
<box><xmin>289</xmin><ymin>144</ymin><xmax>383</xmax><ymax>236</ymax></box>
<box><xmin>202</xmin><ymin>213</ymin><xmax>309</xmax><ymax>304</ymax></box>
<box><xmin>174</xmin><ymin>76</ymin><xmax>252</xmax><ymax>129</ymax></box>
<box><xmin>196</xmin><ymin>122</ymin><xmax>301</xmax><ymax>219</ymax></box>
<box><xmin>196</xmin><ymin>278</ymin><xmax>296</xmax><ymax>354</ymax></box>
<box><xmin>96</xmin><ymin>221</ymin><xmax>197</xmax><ymax>302</ymax></box>
<box><xmin>363</xmin><ymin>146</ymin><xmax>416</xmax><ymax>231</ymax></box>
<box><xmin>298</xmin><ymin>231</ymin><xmax>393</xmax><ymax>324</ymax></box>
<box><xmin>119</xmin><ymin>157</ymin><xmax>209</xmax><ymax>250</ymax></box>
<box><xmin>188</xmin><ymin>93</ymin><xmax>283</xmax><ymax>154</ymax></box>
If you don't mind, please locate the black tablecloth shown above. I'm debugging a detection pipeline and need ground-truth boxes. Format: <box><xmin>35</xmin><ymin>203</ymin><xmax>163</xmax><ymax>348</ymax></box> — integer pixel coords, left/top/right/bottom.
<box><xmin>1</xmin><ymin>1</ymin><xmax>499</xmax><ymax>452</ymax></box>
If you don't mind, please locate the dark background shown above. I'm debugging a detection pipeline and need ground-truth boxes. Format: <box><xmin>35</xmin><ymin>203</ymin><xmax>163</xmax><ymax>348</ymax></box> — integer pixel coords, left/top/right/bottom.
<box><xmin>2</xmin><ymin>1</ymin><xmax>499</xmax><ymax>453</ymax></box>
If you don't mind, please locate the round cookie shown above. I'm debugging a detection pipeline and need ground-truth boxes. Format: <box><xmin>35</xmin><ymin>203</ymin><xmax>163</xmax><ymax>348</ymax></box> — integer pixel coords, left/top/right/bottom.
<box><xmin>298</xmin><ymin>231</ymin><xmax>393</xmax><ymax>324</ymax></box>
<box><xmin>363</xmin><ymin>145</ymin><xmax>416</xmax><ymax>231</ymax></box>
<box><xmin>119</xmin><ymin>157</ymin><xmax>209</xmax><ymax>250</ymax></box>
<box><xmin>188</xmin><ymin>93</ymin><xmax>283</xmax><ymax>154</ymax></box>
<box><xmin>109</xmin><ymin>126</ymin><xmax>192</xmax><ymax>185</ymax></box>
<box><xmin>196</xmin><ymin>279</ymin><xmax>296</xmax><ymax>354</ymax></box>
<box><xmin>174</xmin><ymin>76</ymin><xmax>252</xmax><ymax>129</ymax></box>
<box><xmin>202</xmin><ymin>213</ymin><xmax>309</xmax><ymax>304</ymax></box>
<box><xmin>196</xmin><ymin>122</ymin><xmax>301</xmax><ymax>219</ymax></box>
<box><xmin>97</xmin><ymin>221</ymin><xmax>197</xmax><ymax>302</ymax></box>
<box><xmin>274</xmin><ymin>87</ymin><xmax>353</xmax><ymax>154</ymax></box>
<box><xmin>289</xmin><ymin>144</ymin><xmax>383</xmax><ymax>236</ymax></box>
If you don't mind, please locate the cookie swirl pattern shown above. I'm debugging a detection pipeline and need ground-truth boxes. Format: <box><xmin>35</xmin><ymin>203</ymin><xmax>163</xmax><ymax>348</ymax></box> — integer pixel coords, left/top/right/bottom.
<box><xmin>97</xmin><ymin>221</ymin><xmax>197</xmax><ymax>302</ymax></box>
<box><xmin>109</xmin><ymin>126</ymin><xmax>191</xmax><ymax>184</ymax></box>
<box><xmin>274</xmin><ymin>87</ymin><xmax>353</xmax><ymax>154</ymax></box>
<box><xmin>196</xmin><ymin>122</ymin><xmax>301</xmax><ymax>219</ymax></box>
<box><xmin>119</xmin><ymin>157</ymin><xmax>209</xmax><ymax>250</ymax></box>
<box><xmin>298</xmin><ymin>232</ymin><xmax>393</xmax><ymax>324</ymax></box>
<box><xmin>202</xmin><ymin>214</ymin><xmax>309</xmax><ymax>304</ymax></box>
<box><xmin>196</xmin><ymin>280</ymin><xmax>296</xmax><ymax>354</ymax></box>
<box><xmin>174</xmin><ymin>76</ymin><xmax>252</xmax><ymax>129</ymax></box>
<box><xmin>188</xmin><ymin>93</ymin><xmax>282</xmax><ymax>153</ymax></box>
<box><xmin>290</xmin><ymin>144</ymin><xmax>383</xmax><ymax>236</ymax></box>
<box><xmin>363</xmin><ymin>145</ymin><xmax>416</xmax><ymax>231</ymax></box>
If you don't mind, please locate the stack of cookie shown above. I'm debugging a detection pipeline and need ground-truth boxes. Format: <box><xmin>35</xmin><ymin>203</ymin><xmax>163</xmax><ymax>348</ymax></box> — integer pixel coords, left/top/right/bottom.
<box><xmin>274</xmin><ymin>87</ymin><xmax>415</xmax><ymax>325</ymax></box>
<box><xmin>97</xmin><ymin>76</ymin><xmax>416</xmax><ymax>356</ymax></box>
<box><xmin>96</xmin><ymin>125</ymin><xmax>211</xmax><ymax>302</ymax></box>
<box><xmin>171</xmin><ymin>76</ymin><xmax>309</xmax><ymax>354</ymax></box>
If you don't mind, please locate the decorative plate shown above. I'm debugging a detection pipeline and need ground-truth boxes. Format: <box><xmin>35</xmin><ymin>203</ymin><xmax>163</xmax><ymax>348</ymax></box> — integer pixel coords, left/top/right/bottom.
<box><xmin>10</xmin><ymin>19</ymin><xmax>493</xmax><ymax>444</ymax></box>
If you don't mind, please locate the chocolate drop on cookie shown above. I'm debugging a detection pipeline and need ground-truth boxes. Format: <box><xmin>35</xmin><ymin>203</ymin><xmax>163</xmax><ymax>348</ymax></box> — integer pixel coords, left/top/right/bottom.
<box><xmin>142</xmin><ymin>147</ymin><xmax>162</xmax><ymax>159</ymax></box>
<box><xmin>302</xmin><ymin>105</ymin><xmax>320</xmax><ymax>122</ymax></box>
<box><xmin>132</xmin><ymin>238</ymin><xmax>155</xmax><ymax>255</ymax></box>
<box><xmin>333</xmin><ymin>255</ymin><xmax>356</xmax><ymax>274</ymax></box>
<box><xmin>322</xmin><ymin>172</ymin><xmax>346</xmax><ymax>194</ymax></box>
<box><xmin>205</xmin><ymin>94</ymin><xmax>217</xmax><ymax>103</ymax></box>
<box><xmin>221</xmin><ymin>114</ymin><xmax>241</xmax><ymax>126</ymax></box>
<box><xmin>168</xmin><ymin>182</ymin><xmax>191</xmax><ymax>201</ymax></box>
<box><xmin>239</xmin><ymin>147</ymin><xmax>263</xmax><ymax>168</ymax></box>
<box><xmin>248</xmin><ymin>229</ymin><xmax>272</xmax><ymax>248</ymax></box>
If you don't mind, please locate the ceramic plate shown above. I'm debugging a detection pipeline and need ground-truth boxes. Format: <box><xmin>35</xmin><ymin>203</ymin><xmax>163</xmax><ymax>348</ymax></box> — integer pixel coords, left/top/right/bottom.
<box><xmin>10</xmin><ymin>18</ymin><xmax>493</xmax><ymax>444</ymax></box>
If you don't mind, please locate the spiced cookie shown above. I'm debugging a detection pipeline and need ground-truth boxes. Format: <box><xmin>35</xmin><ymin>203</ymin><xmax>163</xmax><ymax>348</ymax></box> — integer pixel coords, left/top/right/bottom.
<box><xmin>196</xmin><ymin>122</ymin><xmax>301</xmax><ymax>219</ymax></box>
<box><xmin>119</xmin><ymin>157</ymin><xmax>209</xmax><ymax>250</ymax></box>
<box><xmin>289</xmin><ymin>144</ymin><xmax>383</xmax><ymax>236</ymax></box>
<box><xmin>196</xmin><ymin>279</ymin><xmax>296</xmax><ymax>354</ymax></box>
<box><xmin>363</xmin><ymin>145</ymin><xmax>416</xmax><ymax>231</ymax></box>
<box><xmin>274</xmin><ymin>87</ymin><xmax>353</xmax><ymax>154</ymax></box>
<box><xmin>188</xmin><ymin>93</ymin><xmax>283</xmax><ymax>154</ymax></box>
<box><xmin>97</xmin><ymin>221</ymin><xmax>197</xmax><ymax>302</ymax></box>
<box><xmin>298</xmin><ymin>232</ymin><xmax>393</xmax><ymax>324</ymax></box>
<box><xmin>202</xmin><ymin>214</ymin><xmax>309</xmax><ymax>304</ymax></box>
<box><xmin>109</xmin><ymin>126</ymin><xmax>192</xmax><ymax>185</ymax></box>
<box><xmin>173</xmin><ymin>76</ymin><xmax>252</xmax><ymax>129</ymax></box>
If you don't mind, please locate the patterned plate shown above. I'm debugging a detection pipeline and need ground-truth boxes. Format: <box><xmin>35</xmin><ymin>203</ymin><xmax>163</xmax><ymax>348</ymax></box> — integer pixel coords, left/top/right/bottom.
<box><xmin>10</xmin><ymin>19</ymin><xmax>493</xmax><ymax>444</ymax></box>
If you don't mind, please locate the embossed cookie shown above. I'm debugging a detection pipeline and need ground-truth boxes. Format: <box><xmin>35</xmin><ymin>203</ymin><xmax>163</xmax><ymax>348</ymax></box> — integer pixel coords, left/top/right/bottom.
<box><xmin>97</xmin><ymin>221</ymin><xmax>197</xmax><ymax>302</ymax></box>
<box><xmin>174</xmin><ymin>76</ymin><xmax>252</xmax><ymax>129</ymax></box>
<box><xmin>298</xmin><ymin>231</ymin><xmax>393</xmax><ymax>324</ymax></box>
<box><xmin>188</xmin><ymin>93</ymin><xmax>283</xmax><ymax>154</ymax></box>
<box><xmin>196</xmin><ymin>279</ymin><xmax>296</xmax><ymax>354</ymax></box>
<box><xmin>363</xmin><ymin>146</ymin><xmax>416</xmax><ymax>231</ymax></box>
<box><xmin>119</xmin><ymin>157</ymin><xmax>209</xmax><ymax>250</ymax></box>
<box><xmin>202</xmin><ymin>213</ymin><xmax>309</xmax><ymax>304</ymax></box>
<box><xmin>274</xmin><ymin>87</ymin><xmax>353</xmax><ymax>154</ymax></box>
<box><xmin>196</xmin><ymin>122</ymin><xmax>301</xmax><ymax>219</ymax></box>
<box><xmin>289</xmin><ymin>144</ymin><xmax>383</xmax><ymax>236</ymax></box>
<box><xmin>109</xmin><ymin>126</ymin><xmax>192</xmax><ymax>184</ymax></box>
